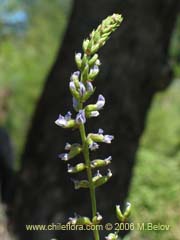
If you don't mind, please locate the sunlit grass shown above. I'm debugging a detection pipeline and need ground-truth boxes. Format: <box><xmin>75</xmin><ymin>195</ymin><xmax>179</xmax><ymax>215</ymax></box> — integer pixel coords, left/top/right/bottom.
<box><xmin>0</xmin><ymin>0</ymin><xmax>71</xmax><ymax>163</ymax></box>
<box><xmin>129</xmin><ymin>80</ymin><xmax>180</xmax><ymax>240</ymax></box>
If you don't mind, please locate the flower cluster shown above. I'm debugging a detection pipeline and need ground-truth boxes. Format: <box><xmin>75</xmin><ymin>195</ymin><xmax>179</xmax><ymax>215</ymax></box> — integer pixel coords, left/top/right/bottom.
<box><xmin>55</xmin><ymin>14</ymin><xmax>131</xmax><ymax>240</ymax></box>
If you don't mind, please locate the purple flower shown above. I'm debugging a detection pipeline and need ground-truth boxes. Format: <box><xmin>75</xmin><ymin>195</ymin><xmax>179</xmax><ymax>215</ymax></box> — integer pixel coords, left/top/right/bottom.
<box><xmin>72</xmin><ymin>97</ymin><xmax>78</xmax><ymax>110</ymax></box>
<box><xmin>107</xmin><ymin>169</ymin><xmax>112</xmax><ymax>177</ymax></box>
<box><xmin>79</xmin><ymin>82</ymin><xmax>86</xmax><ymax>96</ymax></box>
<box><xmin>67</xmin><ymin>164</ymin><xmax>73</xmax><ymax>173</ymax></box>
<box><xmin>55</xmin><ymin>111</ymin><xmax>72</xmax><ymax>128</ymax></box>
<box><xmin>95</xmin><ymin>59</ymin><xmax>101</xmax><ymax>66</ymax></box>
<box><xmin>65</xmin><ymin>111</ymin><xmax>72</xmax><ymax>120</ymax></box>
<box><xmin>86</xmin><ymin>81</ymin><xmax>94</xmax><ymax>92</ymax></box>
<box><xmin>96</xmin><ymin>95</ymin><xmax>105</xmax><ymax>109</ymax></box>
<box><xmin>75</xmin><ymin>52</ymin><xmax>82</xmax><ymax>60</ymax></box>
<box><xmin>104</xmin><ymin>156</ymin><xmax>112</xmax><ymax>164</ymax></box>
<box><xmin>58</xmin><ymin>153</ymin><xmax>69</xmax><ymax>161</ymax></box>
<box><xmin>69</xmin><ymin>81</ymin><xmax>76</xmax><ymax>91</ymax></box>
<box><xmin>89</xmin><ymin>111</ymin><xmax>99</xmax><ymax>117</ymax></box>
<box><xmin>103</xmin><ymin>135</ymin><xmax>114</xmax><ymax>144</ymax></box>
<box><xmin>96</xmin><ymin>94</ymin><xmax>105</xmax><ymax>110</ymax></box>
<box><xmin>65</xmin><ymin>143</ymin><xmax>71</xmax><ymax>150</ymax></box>
<box><xmin>98</xmin><ymin>128</ymin><xmax>104</xmax><ymax>134</ymax></box>
<box><xmin>90</xmin><ymin>65</ymin><xmax>99</xmax><ymax>75</ymax></box>
<box><xmin>89</xmin><ymin>142</ymin><xmax>99</xmax><ymax>151</ymax></box>
<box><xmin>70</xmin><ymin>71</ymin><xmax>80</xmax><ymax>81</ymax></box>
<box><xmin>95</xmin><ymin>170</ymin><xmax>102</xmax><ymax>178</ymax></box>
<box><xmin>76</xmin><ymin>110</ymin><xmax>86</xmax><ymax>124</ymax></box>
<box><xmin>68</xmin><ymin>216</ymin><xmax>77</xmax><ymax>224</ymax></box>
<box><xmin>96</xmin><ymin>212</ymin><xmax>102</xmax><ymax>221</ymax></box>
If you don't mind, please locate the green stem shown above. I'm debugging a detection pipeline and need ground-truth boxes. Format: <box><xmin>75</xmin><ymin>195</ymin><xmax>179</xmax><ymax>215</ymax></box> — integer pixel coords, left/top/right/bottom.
<box><xmin>79</xmin><ymin>123</ymin><xmax>100</xmax><ymax>240</ymax></box>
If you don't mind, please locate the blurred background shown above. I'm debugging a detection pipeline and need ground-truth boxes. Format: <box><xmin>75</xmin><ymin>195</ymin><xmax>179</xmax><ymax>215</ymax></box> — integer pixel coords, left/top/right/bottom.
<box><xmin>0</xmin><ymin>1</ymin><xmax>180</xmax><ymax>240</ymax></box>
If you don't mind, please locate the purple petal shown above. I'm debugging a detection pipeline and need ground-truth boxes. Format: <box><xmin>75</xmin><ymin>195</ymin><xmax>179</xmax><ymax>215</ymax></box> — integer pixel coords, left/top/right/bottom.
<box><xmin>90</xmin><ymin>111</ymin><xmax>99</xmax><ymax>117</ymax></box>
<box><xmin>96</xmin><ymin>94</ymin><xmax>105</xmax><ymax>110</ymax></box>
<box><xmin>76</xmin><ymin>110</ymin><xmax>86</xmax><ymax>124</ymax></box>
<box><xmin>55</xmin><ymin>114</ymin><xmax>67</xmax><ymax>127</ymax></box>
<box><xmin>67</xmin><ymin>164</ymin><xmax>73</xmax><ymax>173</ymax></box>
<box><xmin>90</xmin><ymin>65</ymin><xmax>99</xmax><ymax>75</ymax></box>
<box><xmin>75</xmin><ymin>52</ymin><xmax>82</xmax><ymax>59</ymax></box>
<box><xmin>107</xmin><ymin>169</ymin><xmax>112</xmax><ymax>177</ymax></box>
<box><xmin>95</xmin><ymin>59</ymin><xmax>101</xmax><ymax>66</ymax></box>
<box><xmin>103</xmin><ymin>135</ymin><xmax>114</xmax><ymax>144</ymax></box>
<box><xmin>70</xmin><ymin>71</ymin><xmax>80</xmax><ymax>81</ymax></box>
<box><xmin>86</xmin><ymin>81</ymin><xmax>94</xmax><ymax>92</ymax></box>
<box><xmin>79</xmin><ymin>82</ymin><xmax>86</xmax><ymax>96</ymax></box>
<box><xmin>98</xmin><ymin>128</ymin><xmax>104</xmax><ymax>134</ymax></box>
<box><xmin>69</xmin><ymin>81</ymin><xmax>76</xmax><ymax>91</ymax></box>
<box><xmin>89</xmin><ymin>142</ymin><xmax>99</xmax><ymax>151</ymax></box>
<box><xmin>65</xmin><ymin>143</ymin><xmax>71</xmax><ymax>150</ymax></box>
<box><xmin>65</xmin><ymin>111</ymin><xmax>72</xmax><ymax>120</ymax></box>
<box><xmin>58</xmin><ymin>153</ymin><xmax>69</xmax><ymax>161</ymax></box>
<box><xmin>73</xmin><ymin>97</ymin><xmax>78</xmax><ymax>110</ymax></box>
<box><xmin>104</xmin><ymin>156</ymin><xmax>112</xmax><ymax>163</ymax></box>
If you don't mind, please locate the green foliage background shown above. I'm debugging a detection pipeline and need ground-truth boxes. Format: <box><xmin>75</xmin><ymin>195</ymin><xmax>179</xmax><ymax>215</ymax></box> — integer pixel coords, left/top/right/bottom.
<box><xmin>0</xmin><ymin>2</ymin><xmax>179</xmax><ymax>240</ymax></box>
<box><xmin>0</xmin><ymin>0</ymin><xmax>71</xmax><ymax>160</ymax></box>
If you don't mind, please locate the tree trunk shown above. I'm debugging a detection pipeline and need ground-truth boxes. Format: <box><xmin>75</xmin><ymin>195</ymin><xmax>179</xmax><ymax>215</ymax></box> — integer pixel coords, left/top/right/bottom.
<box><xmin>12</xmin><ymin>1</ymin><xmax>179</xmax><ymax>240</ymax></box>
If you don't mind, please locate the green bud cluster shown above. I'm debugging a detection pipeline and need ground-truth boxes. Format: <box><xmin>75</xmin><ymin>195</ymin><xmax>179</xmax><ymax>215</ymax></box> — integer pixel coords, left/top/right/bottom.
<box><xmin>82</xmin><ymin>14</ymin><xmax>123</xmax><ymax>56</ymax></box>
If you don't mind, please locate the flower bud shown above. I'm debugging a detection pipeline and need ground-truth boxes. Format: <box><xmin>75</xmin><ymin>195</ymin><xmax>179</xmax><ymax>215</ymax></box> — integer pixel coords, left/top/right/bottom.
<box><xmin>86</xmin><ymin>81</ymin><xmax>94</xmax><ymax>92</ymax></box>
<box><xmin>70</xmin><ymin>71</ymin><xmax>80</xmax><ymax>82</ymax></box>
<box><xmin>88</xmin><ymin>65</ymin><xmax>99</xmax><ymax>80</ymax></box>
<box><xmin>82</xmin><ymin>39</ymin><xmax>90</xmax><ymax>52</ymax></box>
<box><xmin>88</xmin><ymin>111</ymin><xmax>100</xmax><ymax>118</ymax></box>
<box><xmin>81</xmin><ymin>54</ymin><xmax>88</xmax><ymax>69</ymax></box>
<box><xmin>88</xmin><ymin>133</ymin><xmax>104</xmax><ymax>142</ymax></box>
<box><xmin>116</xmin><ymin>205</ymin><xmax>124</xmax><ymax>222</ymax></box>
<box><xmin>81</xmin><ymin>64</ymin><xmax>89</xmax><ymax>82</ymax></box>
<box><xmin>67</xmin><ymin>163</ymin><xmax>86</xmax><ymax>173</ymax></box>
<box><xmin>92</xmin><ymin>170</ymin><xmax>103</xmax><ymax>182</ymax></box>
<box><xmin>85</xmin><ymin>94</ymin><xmax>105</xmax><ymax>115</ymax></box>
<box><xmin>93</xmin><ymin>31</ymin><xmax>101</xmax><ymax>43</ymax></box>
<box><xmin>92</xmin><ymin>212</ymin><xmax>102</xmax><ymax>224</ymax></box>
<box><xmin>93</xmin><ymin>169</ymin><xmax>112</xmax><ymax>188</ymax></box>
<box><xmin>105</xmin><ymin>233</ymin><xmax>118</xmax><ymax>240</ymax></box>
<box><xmin>76</xmin><ymin>216</ymin><xmax>92</xmax><ymax>225</ymax></box>
<box><xmin>95</xmin><ymin>59</ymin><xmax>101</xmax><ymax>66</ymax></box>
<box><xmin>69</xmin><ymin>81</ymin><xmax>80</xmax><ymax>99</ymax></box>
<box><xmin>91</xmin><ymin>156</ymin><xmax>112</xmax><ymax>168</ymax></box>
<box><xmin>116</xmin><ymin>202</ymin><xmax>131</xmax><ymax>222</ymax></box>
<box><xmin>59</xmin><ymin>144</ymin><xmax>82</xmax><ymax>161</ymax></box>
<box><xmin>89</xmin><ymin>54</ymin><xmax>98</xmax><ymax>66</ymax></box>
<box><xmin>124</xmin><ymin>202</ymin><xmax>131</xmax><ymax>219</ymax></box>
<box><xmin>68</xmin><ymin>144</ymin><xmax>82</xmax><ymax>159</ymax></box>
<box><xmin>69</xmin><ymin>215</ymin><xmax>92</xmax><ymax>225</ymax></box>
<box><xmin>75</xmin><ymin>52</ymin><xmax>82</xmax><ymax>69</ymax></box>
<box><xmin>73</xmin><ymin>179</ymin><xmax>89</xmax><ymax>189</ymax></box>
<box><xmin>96</xmin><ymin>94</ymin><xmax>105</xmax><ymax>110</ymax></box>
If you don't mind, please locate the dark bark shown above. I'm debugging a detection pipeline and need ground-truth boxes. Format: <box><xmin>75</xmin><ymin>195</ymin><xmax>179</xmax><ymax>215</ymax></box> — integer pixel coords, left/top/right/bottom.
<box><xmin>12</xmin><ymin>1</ymin><xmax>179</xmax><ymax>240</ymax></box>
<box><xmin>0</xmin><ymin>127</ymin><xmax>15</xmax><ymax>204</ymax></box>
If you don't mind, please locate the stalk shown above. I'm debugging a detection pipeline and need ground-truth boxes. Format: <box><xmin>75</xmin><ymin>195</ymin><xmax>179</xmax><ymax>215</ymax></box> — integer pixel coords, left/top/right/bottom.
<box><xmin>79</xmin><ymin>103</ymin><xmax>99</xmax><ymax>240</ymax></box>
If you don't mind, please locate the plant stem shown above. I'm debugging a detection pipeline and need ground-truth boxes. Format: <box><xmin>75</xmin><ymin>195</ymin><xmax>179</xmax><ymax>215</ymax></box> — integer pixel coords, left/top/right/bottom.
<box><xmin>79</xmin><ymin>123</ymin><xmax>100</xmax><ymax>240</ymax></box>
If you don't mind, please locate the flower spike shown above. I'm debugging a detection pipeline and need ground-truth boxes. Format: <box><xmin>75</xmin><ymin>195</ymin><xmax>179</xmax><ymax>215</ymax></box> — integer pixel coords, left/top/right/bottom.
<box><xmin>54</xmin><ymin>13</ymin><xmax>128</xmax><ymax>240</ymax></box>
